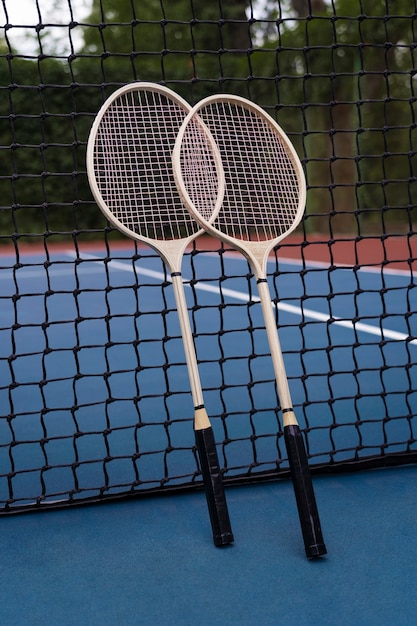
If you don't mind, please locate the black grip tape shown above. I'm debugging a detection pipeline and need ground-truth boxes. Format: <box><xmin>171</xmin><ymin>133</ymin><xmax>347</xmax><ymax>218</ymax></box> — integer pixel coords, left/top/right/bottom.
<box><xmin>284</xmin><ymin>424</ymin><xmax>327</xmax><ymax>558</ymax></box>
<box><xmin>195</xmin><ymin>427</ymin><xmax>234</xmax><ymax>547</ymax></box>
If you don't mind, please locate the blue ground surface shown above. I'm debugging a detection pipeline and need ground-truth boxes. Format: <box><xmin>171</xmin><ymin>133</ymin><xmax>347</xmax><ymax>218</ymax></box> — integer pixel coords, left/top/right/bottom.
<box><xmin>0</xmin><ymin>466</ymin><xmax>416</xmax><ymax>625</ymax></box>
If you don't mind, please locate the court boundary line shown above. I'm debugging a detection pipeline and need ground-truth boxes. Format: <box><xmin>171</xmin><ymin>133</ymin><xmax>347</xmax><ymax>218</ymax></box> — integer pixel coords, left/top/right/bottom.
<box><xmin>66</xmin><ymin>251</ymin><xmax>417</xmax><ymax>347</ymax></box>
<box><xmin>213</xmin><ymin>250</ymin><xmax>416</xmax><ymax>278</ymax></box>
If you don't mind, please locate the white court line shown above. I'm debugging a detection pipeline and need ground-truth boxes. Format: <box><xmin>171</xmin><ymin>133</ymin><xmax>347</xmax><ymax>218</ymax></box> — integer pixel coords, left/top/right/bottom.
<box><xmin>67</xmin><ymin>252</ymin><xmax>417</xmax><ymax>347</ymax></box>
<box><xmin>207</xmin><ymin>249</ymin><xmax>415</xmax><ymax>278</ymax></box>
<box><xmin>274</xmin><ymin>256</ymin><xmax>415</xmax><ymax>278</ymax></box>
<box><xmin>1</xmin><ymin>252</ymin><xmax>412</xmax><ymax>278</ymax></box>
<box><xmin>0</xmin><ymin>266</ymin><xmax>101</xmax><ymax>279</ymax></box>
<box><xmin>199</xmin><ymin>247</ymin><xmax>416</xmax><ymax>277</ymax></box>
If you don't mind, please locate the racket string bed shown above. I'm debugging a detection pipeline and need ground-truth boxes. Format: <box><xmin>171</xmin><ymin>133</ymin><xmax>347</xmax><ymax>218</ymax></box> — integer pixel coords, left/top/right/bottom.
<box><xmin>205</xmin><ymin>103</ymin><xmax>300</xmax><ymax>241</ymax></box>
<box><xmin>93</xmin><ymin>92</ymin><xmax>198</xmax><ymax>241</ymax></box>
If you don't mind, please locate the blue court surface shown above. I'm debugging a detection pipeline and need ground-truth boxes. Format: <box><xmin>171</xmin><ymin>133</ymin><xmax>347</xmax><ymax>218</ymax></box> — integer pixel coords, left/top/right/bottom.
<box><xmin>1</xmin><ymin>244</ymin><xmax>416</xmax><ymax>624</ymax></box>
<box><xmin>0</xmin><ymin>467</ymin><xmax>417</xmax><ymax>625</ymax></box>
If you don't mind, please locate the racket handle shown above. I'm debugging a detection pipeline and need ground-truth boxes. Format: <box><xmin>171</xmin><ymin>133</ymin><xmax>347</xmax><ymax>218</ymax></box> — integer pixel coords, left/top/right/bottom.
<box><xmin>284</xmin><ymin>424</ymin><xmax>327</xmax><ymax>558</ymax></box>
<box><xmin>195</xmin><ymin>426</ymin><xmax>234</xmax><ymax>547</ymax></box>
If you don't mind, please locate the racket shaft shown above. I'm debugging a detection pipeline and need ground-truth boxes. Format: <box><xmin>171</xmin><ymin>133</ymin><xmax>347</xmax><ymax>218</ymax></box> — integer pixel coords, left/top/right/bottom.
<box><xmin>256</xmin><ymin>280</ymin><xmax>293</xmax><ymax>413</ymax></box>
<box><xmin>285</xmin><ymin>424</ymin><xmax>326</xmax><ymax>557</ymax></box>
<box><xmin>171</xmin><ymin>274</ymin><xmax>233</xmax><ymax>546</ymax></box>
<box><xmin>195</xmin><ymin>425</ymin><xmax>234</xmax><ymax>546</ymax></box>
<box><xmin>171</xmin><ymin>273</ymin><xmax>204</xmax><ymax>407</ymax></box>
<box><xmin>256</xmin><ymin>280</ymin><xmax>326</xmax><ymax>557</ymax></box>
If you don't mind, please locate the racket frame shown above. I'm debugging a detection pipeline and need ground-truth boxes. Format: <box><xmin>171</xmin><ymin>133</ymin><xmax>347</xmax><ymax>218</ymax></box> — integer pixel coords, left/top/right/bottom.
<box><xmin>173</xmin><ymin>94</ymin><xmax>306</xmax><ymax>277</ymax></box>
<box><xmin>86</xmin><ymin>83</ymin><xmax>234</xmax><ymax>546</ymax></box>
<box><xmin>173</xmin><ymin>94</ymin><xmax>326</xmax><ymax>558</ymax></box>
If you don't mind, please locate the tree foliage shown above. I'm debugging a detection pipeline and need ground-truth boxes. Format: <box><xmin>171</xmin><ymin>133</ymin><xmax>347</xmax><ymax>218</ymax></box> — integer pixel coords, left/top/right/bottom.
<box><xmin>250</xmin><ymin>0</ymin><xmax>417</xmax><ymax>232</ymax></box>
<box><xmin>0</xmin><ymin>0</ymin><xmax>415</xmax><ymax>240</ymax></box>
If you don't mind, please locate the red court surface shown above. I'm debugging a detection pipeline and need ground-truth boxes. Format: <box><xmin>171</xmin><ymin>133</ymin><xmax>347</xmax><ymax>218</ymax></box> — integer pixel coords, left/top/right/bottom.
<box><xmin>2</xmin><ymin>233</ymin><xmax>416</xmax><ymax>272</ymax></box>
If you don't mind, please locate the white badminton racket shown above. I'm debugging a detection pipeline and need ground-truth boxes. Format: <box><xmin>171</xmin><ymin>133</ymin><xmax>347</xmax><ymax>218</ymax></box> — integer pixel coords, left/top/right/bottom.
<box><xmin>86</xmin><ymin>83</ymin><xmax>233</xmax><ymax>546</ymax></box>
<box><xmin>173</xmin><ymin>94</ymin><xmax>326</xmax><ymax>558</ymax></box>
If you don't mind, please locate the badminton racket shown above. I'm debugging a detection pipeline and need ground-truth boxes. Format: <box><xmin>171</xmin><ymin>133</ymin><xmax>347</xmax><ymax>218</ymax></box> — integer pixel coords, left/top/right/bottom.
<box><xmin>173</xmin><ymin>94</ymin><xmax>326</xmax><ymax>558</ymax></box>
<box><xmin>86</xmin><ymin>83</ymin><xmax>233</xmax><ymax>546</ymax></box>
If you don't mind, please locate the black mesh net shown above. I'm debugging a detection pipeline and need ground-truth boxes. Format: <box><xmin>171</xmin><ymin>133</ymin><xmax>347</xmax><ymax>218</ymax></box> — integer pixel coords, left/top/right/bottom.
<box><xmin>0</xmin><ymin>0</ymin><xmax>416</xmax><ymax>513</ymax></box>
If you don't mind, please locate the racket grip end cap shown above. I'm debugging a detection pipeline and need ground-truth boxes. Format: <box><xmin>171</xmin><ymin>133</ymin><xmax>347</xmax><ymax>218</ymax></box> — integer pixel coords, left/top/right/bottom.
<box><xmin>213</xmin><ymin>530</ymin><xmax>234</xmax><ymax>547</ymax></box>
<box><xmin>306</xmin><ymin>542</ymin><xmax>327</xmax><ymax>559</ymax></box>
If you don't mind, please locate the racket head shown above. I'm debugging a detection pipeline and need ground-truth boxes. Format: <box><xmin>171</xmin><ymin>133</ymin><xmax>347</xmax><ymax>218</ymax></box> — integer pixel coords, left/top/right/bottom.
<box><xmin>173</xmin><ymin>94</ymin><xmax>306</xmax><ymax>268</ymax></box>
<box><xmin>86</xmin><ymin>82</ymin><xmax>204</xmax><ymax>251</ymax></box>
